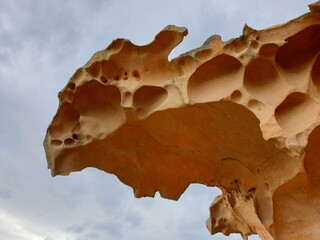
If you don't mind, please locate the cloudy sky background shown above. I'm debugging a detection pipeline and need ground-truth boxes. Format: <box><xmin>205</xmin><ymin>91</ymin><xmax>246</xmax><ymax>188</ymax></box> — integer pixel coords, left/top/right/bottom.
<box><xmin>0</xmin><ymin>0</ymin><xmax>314</xmax><ymax>239</ymax></box>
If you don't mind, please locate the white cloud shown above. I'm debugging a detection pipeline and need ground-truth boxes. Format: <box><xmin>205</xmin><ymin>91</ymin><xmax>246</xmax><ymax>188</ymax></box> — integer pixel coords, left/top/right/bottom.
<box><xmin>0</xmin><ymin>209</ymin><xmax>44</xmax><ymax>240</ymax></box>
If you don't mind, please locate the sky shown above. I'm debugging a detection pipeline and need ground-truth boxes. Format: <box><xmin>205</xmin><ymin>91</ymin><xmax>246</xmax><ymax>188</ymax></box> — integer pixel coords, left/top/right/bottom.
<box><xmin>0</xmin><ymin>0</ymin><xmax>314</xmax><ymax>239</ymax></box>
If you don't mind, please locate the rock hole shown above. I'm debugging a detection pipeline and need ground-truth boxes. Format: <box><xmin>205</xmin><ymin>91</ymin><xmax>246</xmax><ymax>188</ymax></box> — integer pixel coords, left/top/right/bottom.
<box><xmin>259</xmin><ymin>43</ymin><xmax>279</xmax><ymax>58</ymax></box>
<box><xmin>188</xmin><ymin>54</ymin><xmax>242</xmax><ymax>103</ymax></box>
<box><xmin>233</xmin><ymin>40</ymin><xmax>246</xmax><ymax>53</ymax></box>
<box><xmin>67</xmin><ymin>82</ymin><xmax>75</xmax><ymax>91</ymax></box>
<box><xmin>247</xmin><ymin>99</ymin><xmax>263</xmax><ymax>111</ymax></box>
<box><xmin>304</xmin><ymin>125</ymin><xmax>320</xmax><ymax>185</ymax></box>
<box><xmin>250</xmin><ymin>40</ymin><xmax>259</xmax><ymax>49</ymax></box>
<box><xmin>72</xmin><ymin>133</ymin><xmax>78</xmax><ymax>140</ymax></box>
<box><xmin>51</xmin><ymin>139</ymin><xmax>62</xmax><ymax>146</ymax></box>
<box><xmin>231</xmin><ymin>90</ymin><xmax>242</xmax><ymax>101</ymax></box>
<box><xmin>64</xmin><ymin>138</ymin><xmax>75</xmax><ymax>146</ymax></box>
<box><xmin>248</xmin><ymin>187</ymin><xmax>256</xmax><ymax>193</ymax></box>
<box><xmin>244</xmin><ymin>58</ymin><xmax>279</xmax><ymax>102</ymax></box>
<box><xmin>276</xmin><ymin>24</ymin><xmax>320</xmax><ymax>70</ymax></box>
<box><xmin>133</xmin><ymin>70</ymin><xmax>140</xmax><ymax>79</ymax></box>
<box><xmin>311</xmin><ymin>55</ymin><xmax>320</xmax><ymax>90</ymax></box>
<box><xmin>275</xmin><ymin>92</ymin><xmax>318</xmax><ymax>133</ymax></box>
<box><xmin>133</xmin><ymin>86</ymin><xmax>167</xmax><ymax>118</ymax></box>
<box><xmin>100</xmin><ymin>76</ymin><xmax>108</xmax><ymax>84</ymax></box>
<box><xmin>85</xmin><ymin>62</ymin><xmax>101</xmax><ymax>78</ymax></box>
<box><xmin>71</xmin><ymin>68</ymin><xmax>84</xmax><ymax>81</ymax></box>
<box><xmin>113</xmin><ymin>75</ymin><xmax>120</xmax><ymax>81</ymax></box>
<box><xmin>219</xmin><ymin>218</ymin><xmax>227</xmax><ymax>224</ymax></box>
<box><xmin>71</xmin><ymin>81</ymin><xmax>126</xmax><ymax>138</ymax></box>
<box><xmin>101</xmin><ymin>60</ymin><xmax>118</xmax><ymax>80</ymax></box>
<box><xmin>49</xmin><ymin>103</ymin><xmax>80</xmax><ymax>139</ymax></box>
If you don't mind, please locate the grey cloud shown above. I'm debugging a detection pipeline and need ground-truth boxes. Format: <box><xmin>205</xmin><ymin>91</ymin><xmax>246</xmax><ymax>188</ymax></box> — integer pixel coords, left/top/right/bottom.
<box><xmin>75</xmin><ymin>232</ymin><xmax>99</xmax><ymax>240</ymax></box>
<box><xmin>124</xmin><ymin>210</ymin><xmax>142</xmax><ymax>227</ymax></box>
<box><xmin>67</xmin><ymin>223</ymin><xmax>86</xmax><ymax>234</ymax></box>
<box><xmin>67</xmin><ymin>220</ymin><xmax>123</xmax><ymax>240</ymax></box>
<box><xmin>44</xmin><ymin>237</ymin><xmax>54</xmax><ymax>240</ymax></box>
<box><xmin>92</xmin><ymin>222</ymin><xmax>123</xmax><ymax>238</ymax></box>
<box><xmin>0</xmin><ymin>188</ymin><xmax>12</xmax><ymax>199</ymax></box>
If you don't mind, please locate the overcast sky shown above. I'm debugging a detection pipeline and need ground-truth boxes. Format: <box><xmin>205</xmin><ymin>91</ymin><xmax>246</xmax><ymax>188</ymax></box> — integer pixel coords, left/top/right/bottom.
<box><xmin>0</xmin><ymin>0</ymin><xmax>314</xmax><ymax>240</ymax></box>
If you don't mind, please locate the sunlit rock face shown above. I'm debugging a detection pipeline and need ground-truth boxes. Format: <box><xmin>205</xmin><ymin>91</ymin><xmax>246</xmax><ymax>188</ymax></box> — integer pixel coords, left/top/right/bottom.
<box><xmin>44</xmin><ymin>2</ymin><xmax>320</xmax><ymax>239</ymax></box>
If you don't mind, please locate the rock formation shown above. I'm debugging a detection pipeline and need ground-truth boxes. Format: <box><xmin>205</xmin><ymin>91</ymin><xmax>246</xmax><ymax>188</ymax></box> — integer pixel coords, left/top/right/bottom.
<box><xmin>44</xmin><ymin>2</ymin><xmax>320</xmax><ymax>239</ymax></box>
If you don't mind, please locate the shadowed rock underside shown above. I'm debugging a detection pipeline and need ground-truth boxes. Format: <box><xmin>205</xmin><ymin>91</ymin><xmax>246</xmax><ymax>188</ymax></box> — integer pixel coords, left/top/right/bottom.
<box><xmin>44</xmin><ymin>2</ymin><xmax>320</xmax><ymax>239</ymax></box>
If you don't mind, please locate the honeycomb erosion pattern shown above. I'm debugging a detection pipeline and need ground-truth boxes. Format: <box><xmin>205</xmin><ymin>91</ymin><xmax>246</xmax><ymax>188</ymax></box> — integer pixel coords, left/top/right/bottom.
<box><xmin>45</xmin><ymin>2</ymin><xmax>320</xmax><ymax>240</ymax></box>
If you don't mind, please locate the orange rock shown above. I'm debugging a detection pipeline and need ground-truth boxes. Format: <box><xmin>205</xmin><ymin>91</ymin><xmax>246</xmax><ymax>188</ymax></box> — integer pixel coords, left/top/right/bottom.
<box><xmin>44</xmin><ymin>2</ymin><xmax>320</xmax><ymax>239</ymax></box>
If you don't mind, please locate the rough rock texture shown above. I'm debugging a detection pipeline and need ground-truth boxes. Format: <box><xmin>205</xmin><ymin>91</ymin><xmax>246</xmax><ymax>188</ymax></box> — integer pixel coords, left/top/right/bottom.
<box><xmin>44</xmin><ymin>2</ymin><xmax>320</xmax><ymax>239</ymax></box>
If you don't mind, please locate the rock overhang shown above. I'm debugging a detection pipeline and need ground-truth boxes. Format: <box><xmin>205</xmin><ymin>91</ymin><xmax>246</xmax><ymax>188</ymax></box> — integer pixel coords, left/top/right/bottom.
<box><xmin>44</xmin><ymin>2</ymin><xmax>320</xmax><ymax>239</ymax></box>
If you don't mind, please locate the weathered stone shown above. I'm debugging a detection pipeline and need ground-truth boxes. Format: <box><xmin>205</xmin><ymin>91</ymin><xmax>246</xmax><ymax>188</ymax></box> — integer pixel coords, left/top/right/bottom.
<box><xmin>44</xmin><ymin>2</ymin><xmax>320</xmax><ymax>239</ymax></box>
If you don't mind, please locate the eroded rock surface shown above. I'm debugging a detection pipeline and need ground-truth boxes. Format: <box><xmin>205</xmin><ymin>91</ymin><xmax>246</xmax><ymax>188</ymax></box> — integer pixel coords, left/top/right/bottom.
<box><xmin>44</xmin><ymin>2</ymin><xmax>320</xmax><ymax>239</ymax></box>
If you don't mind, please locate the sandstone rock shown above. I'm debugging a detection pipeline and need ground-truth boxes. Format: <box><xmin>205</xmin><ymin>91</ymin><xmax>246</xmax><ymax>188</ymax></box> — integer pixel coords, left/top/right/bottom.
<box><xmin>44</xmin><ymin>2</ymin><xmax>320</xmax><ymax>239</ymax></box>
